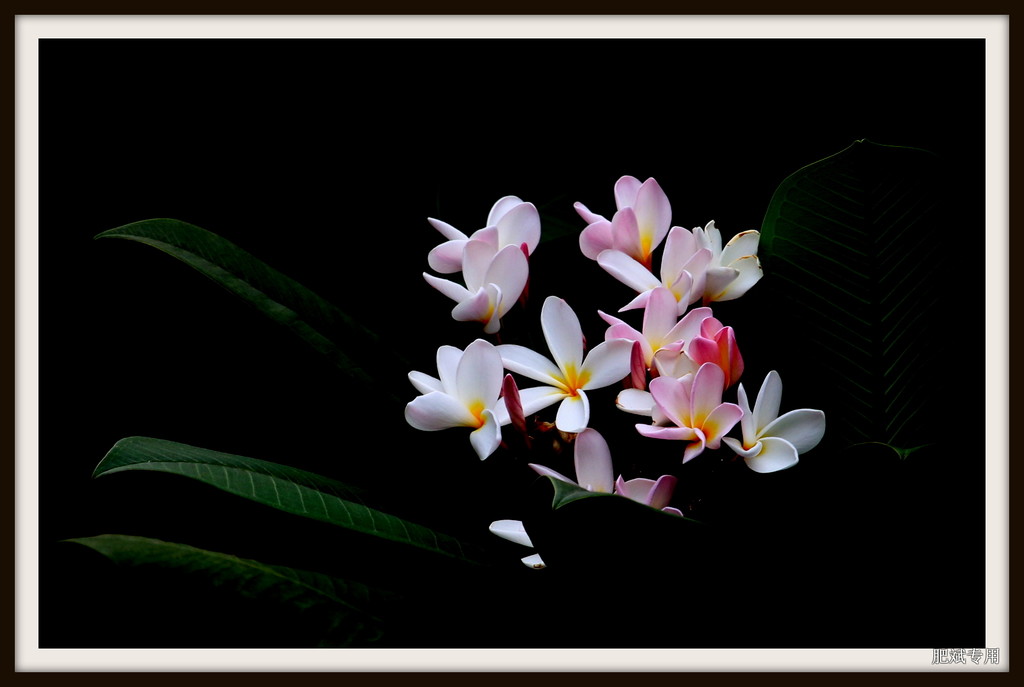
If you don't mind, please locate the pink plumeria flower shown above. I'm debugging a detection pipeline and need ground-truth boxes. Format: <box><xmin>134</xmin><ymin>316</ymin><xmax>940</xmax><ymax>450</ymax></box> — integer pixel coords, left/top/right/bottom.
<box><xmin>600</xmin><ymin>287</ymin><xmax>714</xmax><ymax>369</ymax></box>
<box><xmin>497</xmin><ymin>296</ymin><xmax>633</xmax><ymax>433</ymax></box>
<box><xmin>596</xmin><ymin>225</ymin><xmax>714</xmax><ymax>315</ymax></box>
<box><xmin>687</xmin><ymin>316</ymin><xmax>744</xmax><ymax>388</ymax></box>
<box><xmin>723</xmin><ymin>370</ymin><xmax>826</xmax><ymax>473</ymax></box>
<box><xmin>405</xmin><ymin>339</ymin><xmax>506</xmax><ymax>460</ymax></box>
<box><xmin>488</xmin><ymin>519</ymin><xmax>546</xmax><ymax>569</ymax></box>
<box><xmin>636</xmin><ymin>362</ymin><xmax>744</xmax><ymax>463</ymax></box>
<box><xmin>529</xmin><ymin>428</ymin><xmax>682</xmax><ymax>516</ymax></box>
<box><xmin>427</xmin><ymin>196</ymin><xmax>541</xmax><ymax>274</ymax></box>
<box><xmin>693</xmin><ymin>220</ymin><xmax>763</xmax><ymax>302</ymax></box>
<box><xmin>423</xmin><ymin>239</ymin><xmax>528</xmax><ymax>334</ymax></box>
<box><xmin>575</xmin><ymin>175</ymin><xmax>672</xmax><ymax>269</ymax></box>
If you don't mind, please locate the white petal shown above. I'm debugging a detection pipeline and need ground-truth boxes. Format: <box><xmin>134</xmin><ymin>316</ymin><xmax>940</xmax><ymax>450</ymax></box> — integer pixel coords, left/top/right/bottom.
<box><xmin>495</xmin><ymin>201</ymin><xmax>541</xmax><ymax>254</ymax></box>
<box><xmin>743</xmin><ymin>436</ymin><xmax>800</xmax><ymax>473</ymax></box>
<box><xmin>484</xmin><ymin>244</ymin><xmax>529</xmax><ymax>316</ymax></box>
<box><xmin>423</xmin><ymin>273</ymin><xmax>471</xmax><ymax>305</ymax></box>
<box><xmin>405</xmin><ymin>392</ymin><xmax>475</xmax><ymax>430</ymax></box>
<box><xmin>720</xmin><ymin>229</ymin><xmax>761</xmax><ymax>265</ymax></box>
<box><xmin>541</xmin><ymin>296</ymin><xmax>585</xmax><ymax>372</ymax></box>
<box><xmin>427</xmin><ymin>239</ymin><xmax>468</xmax><ymax>273</ymax></box>
<box><xmin>597</xmin><ymin>249</ymin><xmax>661</xmax><ymax>294</ymax></box>
<box><xmin>408</xmin><ymin>370</ymin><xmax>442</xmax><ymax>395</ymax></box>
<box><xmin>714</xmin><ymin>255</ymin><xmax>762</xmax><ymax>301</ymax></box>
<box><xmin>761</xmin><ymin>408</ymin><xmax>826</xmax><ymax>454</ymax></box>
<box><xmin>451</xmin><ymin>286</ymin><xmax>494</xmax><ymax>324</ymax></box>
<box><xmin>574</xmin><ymin>428</ymin><xmax>615</xmax><ymax>493</ymax></box>
<box><xmin>616</xmin><ymin>388</ymin><xmax>655</xmax><ymax>416</ymax></box>
<box><xmin>735</xmin><ymin>383</ymin><xmax>757</xmax><ymax>444</ymax></box>
<box><xmin>528</xmin><ymin>462</ymin><xmax>577</xmax><ymax>485</ymax></box>
<box><xmin>456</xmin><ymin>339</ymin><xmax>503</xmax><ymax>410</ymax></box>
<box><xmin>427</xmin><ymin>217</ymin><xmax>468</xmax><ymax>242</ymax></box>
<box><xmin>486</xmin><ymin>195</ymin><xmax>525</xmax><ymax>227</ymax></box>
<box><xmin>723</xmin><ymin>436</ymin><xmax>761</xmax><ymax>460</ymax></box>
<box><xmin>555</xmin><ymin>392</ymin><xmax>590</xmax><ymax>433</ymax></box>
<box><xmin>496</xmin><ymin>345</ymin><xmax>563</xmax><ymax>387</ymax></box>
<box><xmin>469</xmin><ymin>408</ymin><xmax>502</xmax><ymax>460</ymax></box>
<box><xmin>579</xmin><ymin>338</ymin><xmax>634</xmax><ymax>390</ymax></box>
<box><xmin>515</xmin><ymin>385</ymin><xmax>568</xmax><ymax>415</ymax></box>
<box><xmin>489</xmin><ymin>519</ymin><xmax>534</xmax><ymax>547</ymax></box>
<box><xmin>461</xmin><ymin>239</ymin><xmax>499</xmax><ymax>292</ymax></box>
<box><xmin>703</xmin><ymin>266</ymin><xmax>740</xmax><ymax>301</ymax></box>
<box><xmin>751</xmin><ymin>370</ymin><xmax>783</xmax><ymax>437</ymax></box>
<box><xmin>520</xmin><ymin>553</ymin><xmax>547</xmax><ymax>569</ymax></box>
<box><xmin>435</xmin><ymin>345</ymin><xmax>463</xmax><ymax>396</ymax></box>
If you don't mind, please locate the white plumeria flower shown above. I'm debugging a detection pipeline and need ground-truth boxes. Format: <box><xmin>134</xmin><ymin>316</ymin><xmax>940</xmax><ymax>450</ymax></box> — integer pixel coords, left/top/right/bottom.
<box><xmin>488</xmin><ymin>519</ymin><xmax>546</xmax><ymax>569</ymax></box>
<box><xmin>497</xmin><ymin>296</ymin><xmax>633</xmax><ymax>433</ymax></box>
<box><xmin>427</xmin><ymin>196</ymin><xmax>541</xmax><ymax>274</ymax></box>
<box><xmin>575</xmin><ymin>175</ymin><xmax>672</xmax><ymax>268</ymax></box>
<box><xmin>596</xmin><ymin>225</ymin><xmax>714</xmax><ymax>315</ymax></box>
<box><xmin>405</xmin><ymin>339</ymin><xmax>506</xmax><ymax>460</ymax></box>
<box><xmin>693</xmin><ymin>220</ymin><xmax>763</xmax><ymax>302</ymax></box>
<box><xmin>423</xmin><ymin>239</ymin><xmax>528</xmax><ymax>334</ymax></box>
<box><xmin>722</xmin><ymin>370</ymin><xmax>826</xmax><ymax>473</ymax></box>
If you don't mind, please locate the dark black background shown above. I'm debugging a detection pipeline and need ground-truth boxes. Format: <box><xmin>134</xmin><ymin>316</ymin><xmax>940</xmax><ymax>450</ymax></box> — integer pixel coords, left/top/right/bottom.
<box><xmin>36</xmin><ymin>38</ymin><xmax>987</xmax><ymax>649</ymax></box>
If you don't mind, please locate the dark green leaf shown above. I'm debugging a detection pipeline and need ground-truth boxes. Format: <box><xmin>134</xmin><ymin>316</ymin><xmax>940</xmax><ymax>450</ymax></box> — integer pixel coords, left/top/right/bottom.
<box><xmin>94</xmin><ymin>436</ymin><xmax>484</xmax><ymax>565</ymax></box>
<box><xmin>759</xmin><ymin>140</ymin><xmax>950</xmax><ymax>448</ymax></box>
<box><xmin>95</xmin><ymin>218</ymin><xmax>403</xmax><ymax>400</ymax></box>
<box><xmin>65</xmin><ymin>534</ymin><xmax>393</xmax><ymax>646</ymax></box>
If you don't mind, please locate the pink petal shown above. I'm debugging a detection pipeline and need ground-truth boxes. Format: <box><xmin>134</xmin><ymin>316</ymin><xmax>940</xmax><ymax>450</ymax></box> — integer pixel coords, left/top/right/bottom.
<box><xmin>596</xmin><ymin>250</ymin><xmax>661</xmax><ymax>294</ymax></box>
<box><xmin>613</xmin><ymin>175</ymin><xmax>642</xmax><ymax>209</ymax></box>
<box><xmin>646</xmin><ymin>474</ymin><xmax>678</xmax><ymax>509</ymax></box>
<box><xmin>648</xmin><ymin>375</ymin><xmax>692</xmax><ymax>429</ymax></box>
<box><xmin>423</xmin><ymin>273</ymin><xmax>471</xmax><ymax>305</ymax></box>
<box><xmin>495</xmin><ymin>201</ymin><xmax>541</xmax><ymax>255</ymax></box>
<box><xmin>610</xmin><ymin>207</ymin><xmax>643</xmax><ymax>260</ymax></box>
<box><xmin>642</xmin><ymin>286</ymin><xmax>681</xmax><ymax>347</ymax></box>
<box><xmin>633</xmin><ymin>178</ymin><xmax>671</xmax><ymax>256</ymax></box>
<box><xmin>664</xmin><ymin>306</ymin><xmax>714</xmax><ymax>345</ymax></box>
<box><xmin>501</xmin><ymin>374</ymin><xmax>527</xmax><ymax>435</ymax></box>
<box><xmin>629</xmin><ymin>340</ymin><xmax>648</xmax><ymax>388</ymax></box>
<box><xmin>487</xmin><ymin>195</ymin><xmax>525</xmax><ymax>227</ymax></box>
<box><xmin>427</xmin><ymin>239</ymin><xmax>468</xmax><ymax>274</ymax></box>
<box><xmin>529</xmin><ymin>462</ymin><xmax>577</xmax><ymax>485</ymax></box>
<box><xmin>615</xmin><ymin>476</ymin><xmax>656</xmax><ymax>504</ymax></box>
<box><xmin>574</xmin><ymin>428</ymin><xmax>615</xmax><ymax>493</ymax></box>
<box><xmin>689</xmin><ymin>362</ymin><xmax>727</xmax><ymax>426</ymax></box>
<box><xmin>574</xmin><ymin>201</ymin><xmax>607</xmax><ymax>226</ymax></box>
<box><xmin>461</xmin><ymin>238</ymin><xmax>498</xmax><ymax>291</ymax></box>
<box><xmin>450</xmin><ymin>286</ymin><xmax>494</xmax><ymax>324</ymax></box>
<box><xmin>700</xmin><ymin>401</ymin><xmax>744</xmax><ymax>448</ymax></box>
<box><xmin>427</xmin><ymin>217</ymin><xmax>468</xmax><ymax>242</ymax></box>
<box><xmin>636</xmin><ymin>424</ymin><xmax>699</xmax><ymax>442</ymax></box>
<box><xmin>579</xmin><ymin>219</ymin><xmax>615</xmax><ymax>260</ymax></box>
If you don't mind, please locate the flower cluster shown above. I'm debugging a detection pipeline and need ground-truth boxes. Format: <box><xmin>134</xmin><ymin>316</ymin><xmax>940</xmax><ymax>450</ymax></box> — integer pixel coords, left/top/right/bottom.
<box><xmin>406</xmin><ymin>175</ymin><xmax>826</xmax><ymax>568</ymax></box>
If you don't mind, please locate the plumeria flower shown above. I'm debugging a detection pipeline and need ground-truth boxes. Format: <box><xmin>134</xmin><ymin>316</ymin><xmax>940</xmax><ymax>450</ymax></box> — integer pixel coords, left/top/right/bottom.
<box><xmin>423</xmin><ymin>239</ymin><xmax>528</xmax><ymax>334</ymax></box>
<box><xmin>722</xmin><ymin>370</ymin><xmax>826</xmax><ymax>473</ymax></box>
<box><xmin>693</xmin><ymin>220</ymin><xmax>763</xmax><ymax>302</ymax></box>
<box><xmin>596</xmin><ymin>225</ymin><xmax>714</xmax><ymax>314</ymax></box>
<box><xmin>687</xmin><ymin>316</ymin><xmax>743</xmax><ymax>388</ymax></box>
<box><xmin>427</xmin><ymin>196</ymin><xmax>541</xmax><ymax>274</ymax></box>
<box><xmin>488</xmin><ymin>519</ymin><xmax>546</xmax><ymax>569</ymax></box>
<box><xmin>600</xmin><ymin>286</ymin><xmax>714</xmax><ymax>369</ymax></box>
<box><xmin>636</xmin><ymin>362</ymin><xmax>743</xmax><ymax>463</ymax></box>
<box><xmin>529</xmin><ymin>428</ymin><xmax>683</xmax><ymax>516</ymax></box>
<box><xmin>497</xmin><ymin>296</ymin><xmax>633</xmax><ymax>433</ymax></box>
<box><xmin>575</xmin><ymin>175</ymin><xmax>672</xmax><ymax>269</ymax></box>
<box><xmin>405</xmin><ymin>339</ymin><xmax>505</xmax><ymax>460</ymax></box>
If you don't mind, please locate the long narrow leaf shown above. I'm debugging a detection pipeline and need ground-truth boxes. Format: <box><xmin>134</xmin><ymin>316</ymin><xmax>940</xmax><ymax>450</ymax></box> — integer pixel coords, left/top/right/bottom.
<box><xmin>95</xmin><ymin>218</ymin><xmax>402</xmax><ymax>398</ymax></box>
<box><xmin>94</xmin><ymin>436</ymin><xmax>483</xmax><ymax>565</ymax></box>
<box><xmin>66</xmin><ymin>534</ymin><xmax>393</xmax><ymax>646</ymax></box>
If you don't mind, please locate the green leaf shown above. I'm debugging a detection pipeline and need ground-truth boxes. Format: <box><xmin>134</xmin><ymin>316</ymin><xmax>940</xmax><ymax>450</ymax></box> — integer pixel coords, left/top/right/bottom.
<box><xmin>65</xmin><ymin>534</ymin><xmax>393</xmax><ymax>646</ymax></box>
<box><xmin>94</xmin><ymin>436</ymin><xmax>484</xmax><ymax>565</ymax></box>
<box><xmin>759</xmin><ymin>140</ymin><xmax>950</xmax><ymax>447</ymax></box>
<box><xmin>95</xmin><ymin>218</ymin><xmax>401</xmax><ymax>399</ymax></box>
